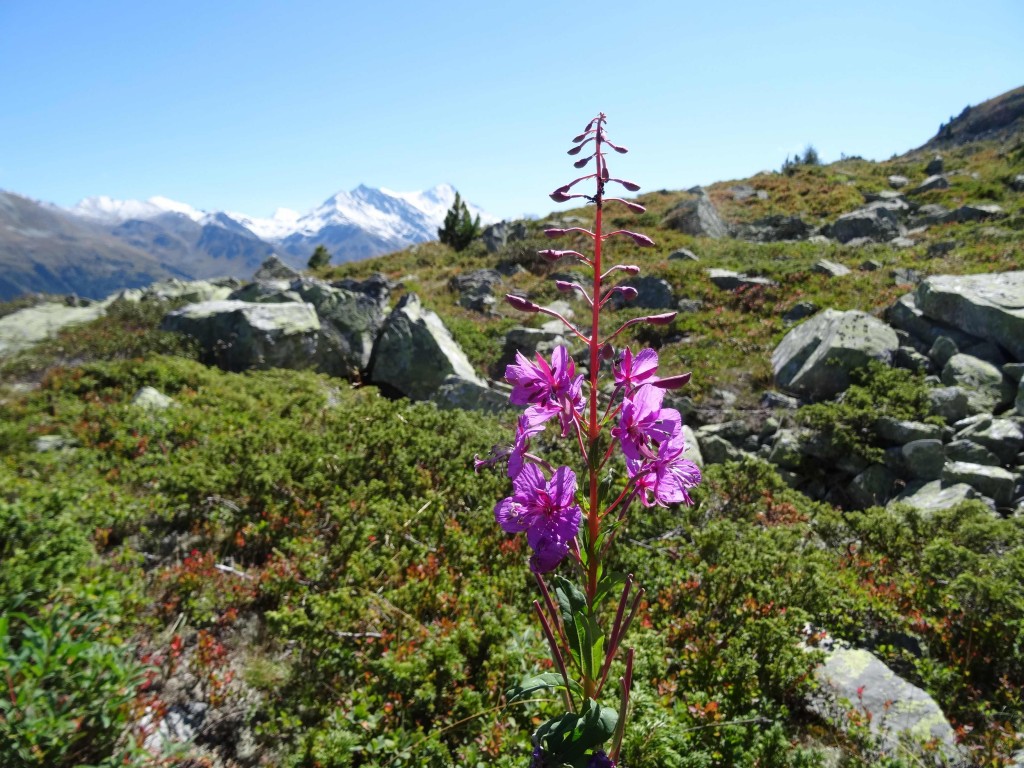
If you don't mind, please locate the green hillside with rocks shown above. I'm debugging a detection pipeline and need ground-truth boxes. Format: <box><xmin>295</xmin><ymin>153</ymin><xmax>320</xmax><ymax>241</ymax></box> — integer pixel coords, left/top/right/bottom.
<box><xmin>1</xmin><ymin>90</ymin><xmax>1023</xmax><ymax>768</ymax></box>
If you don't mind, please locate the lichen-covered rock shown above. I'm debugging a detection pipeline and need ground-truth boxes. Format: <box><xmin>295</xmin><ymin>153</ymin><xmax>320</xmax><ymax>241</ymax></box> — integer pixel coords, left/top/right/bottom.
<box><xmin>945</xmin><ymin>439</ymin><xmax>1001</xmax><ymax>466</ymax></box>
<box><xmin>706</xmin><ymin>269</ymin><xmax>778</xmax><ymax>290</ymax></box>
<box><xmin>809</xmin><ymin>646</ymin><xmax>964</xmax><ymax>764</ymax></box>
<box><xmin>942</xmin><ymin>461</ymin><xmax>1016</xmax><ymax>507</ymax></box>
<box><xmin>368</xmin><ymin>293</ymin><xmax>483</xmax><ymax>401</ymax></box>
<box><xmin>826</xmin><ymin>201</ymin><xmax>904</xmax><ymax>243</ymax></box>
<box><xmin>900</xmin><ymin>439</ymin><xmax>946</xmax><ymax>481</ymax></box>
<box><xmin>287</xmin><ymin>278</ymin><xmax>389</xmax><ymax>378</ymax></box>
<box><xmin>908</xmin><ymin>174</ymin><xmax>950</xmax><ymax>194</ymax></box>
<box><xmin>132</xmin><ymin>386</ymin><xmax>175</xmax><ymax>411</ymax></box>
<box><xmin>874</xmin><ymin>417</ymin><xmax>943</xmax><ymax>445</ymax></box>
<box><xmin>954</xmin><ymin>416</ymin><xmax>1024</xmax><ymax>464</ymax></box>
<box><xmin>661</xmin><ymin>195</ymin><xmax>729</xmax><ymax>238</ymax></box>
<box><xmin>916</xmin><ymin>272</ymin><xmax>1024</xmax><ymax>362</ymax></box>
<box><xmin>161</xmin><ymin>300</ymin><xmax>320</xmax><ymax>372</ymax></box>
<box><xmin>772</xmin><ymin>309</ymin><xmax>899</xmax><ymax>401</ymax></box>
<box><xmin>607</xmin><ymin>276</ymin><xmax>676</xmax><ymax>310</ymax></box>
<box><xmin>448</xmin><ymin>269</ymin><xmax>503</xmax><ymax>312</ymax></box>
<box><xmin>941</xmin><ymin>353</ymin><xmax>1016</xmax><ymax>413</ymax></box>
<box><xmin>889</xmin><ymin>480</ymin><xmax>982</xmax><ymax>514</ymax></box>
<box><xmin>432</xmin><ymin>375</ymin><xmax>510</xmax><ymax>413</ymax></box>
<box><xmin>253</xmin><ymin>255</ymin><xmax>300</xmax><ymax>281</ymax></box>
<box><xmin>927</xmin><ymin>386</ymin><xmax>970</xmax><ymax>423</ymax></box>
<box><xmin>0</xmin><ymin>301</ymin><xmax>108</xmax><ymax>358</ymax></box>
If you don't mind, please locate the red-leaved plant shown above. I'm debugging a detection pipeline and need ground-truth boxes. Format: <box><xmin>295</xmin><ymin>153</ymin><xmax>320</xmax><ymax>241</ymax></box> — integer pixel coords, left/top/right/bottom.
<box><xmin>476</xmin><ymin>114</ymin><xmax>701</xmax><ymax>767</ymax></box>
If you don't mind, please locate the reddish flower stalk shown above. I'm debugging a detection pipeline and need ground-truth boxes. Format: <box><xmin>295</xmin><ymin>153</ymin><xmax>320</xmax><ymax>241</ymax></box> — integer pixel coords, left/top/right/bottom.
<box><xmin>483</xmin><ymin>113</ymin><xmax>701</xmax><ymax>766</ymax></box>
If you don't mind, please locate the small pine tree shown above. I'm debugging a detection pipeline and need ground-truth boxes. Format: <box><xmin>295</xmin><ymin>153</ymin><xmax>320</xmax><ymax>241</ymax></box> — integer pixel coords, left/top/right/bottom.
<box><xmin>437</xmin><ymin>192</ymin><xmax>481</xmax><ymax>252</ymax></box>
<box><xmin>800</xmin><ymin>145</ymin><xmax>821</xmax><ymax>166</ymax></box>
<box><xmin>308</xmin><ymin>244</ymin><xmax>332</xmax><ymax>270</ymax></box>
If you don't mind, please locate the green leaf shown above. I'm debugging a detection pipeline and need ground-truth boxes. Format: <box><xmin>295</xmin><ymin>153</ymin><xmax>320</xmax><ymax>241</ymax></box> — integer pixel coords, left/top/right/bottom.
<box><xmin>594</xmin><ymin>571</ymin><xmax>628</xmax><ymax>609</ymax></box>
<box><xmin>505</xmin><ymin>672</ymin><xmax>583</xmax><ymax>707</ymax></box>
<box><xmin>535</xmin><ymin>698</ymin><xmax>619</xmax><ymax>765</ymax></box>
<box><xmin>574</xmin><ymin>611</ymin><xmax>604</xmax><ymax>681</ymax></box>
<box><xmin>552</xmin><ymin>577</ymin><xmax>588</xmax><ymax>673</ymax></box>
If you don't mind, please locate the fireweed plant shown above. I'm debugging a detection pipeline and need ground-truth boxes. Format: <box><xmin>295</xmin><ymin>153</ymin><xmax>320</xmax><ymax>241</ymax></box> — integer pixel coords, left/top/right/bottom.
<box><xmin>475</xmin><ymin>114</ymin><xmax>702</xmax><ymax>767</ymax></box>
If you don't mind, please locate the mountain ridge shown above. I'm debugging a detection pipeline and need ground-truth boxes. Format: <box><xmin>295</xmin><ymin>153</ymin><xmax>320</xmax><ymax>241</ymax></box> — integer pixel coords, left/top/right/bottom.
<box><xmin>0</xmin><ymin>183</ymin><xmax>496</xmax><ymax>301</ymax></box>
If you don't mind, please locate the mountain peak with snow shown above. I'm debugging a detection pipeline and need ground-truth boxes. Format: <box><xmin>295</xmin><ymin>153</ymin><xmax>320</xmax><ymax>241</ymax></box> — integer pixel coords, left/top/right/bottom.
<box><xmin>71</xmin><ymin>195</ymin><xmax>207</xmax><ymax>224</ymax></box>
<box><xmin>64</xmin><ymin>183</ymin><xmax>498</xmax><ymax>265</ymax></box>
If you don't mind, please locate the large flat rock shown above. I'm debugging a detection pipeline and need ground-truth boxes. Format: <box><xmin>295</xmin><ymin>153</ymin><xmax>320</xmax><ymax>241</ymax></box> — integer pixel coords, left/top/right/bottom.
<box><xmin>915</xmin><ymin>272</ymin><xmax>1024</xmax><ymax>362</ymax></box>
<box><xmin>162</xmin><ymin>300</ymin><xmax>321</xmax><ymax>372</ymax></box>
<box><xmin>810</xmin><ymin>647</ymin><xmax>964</xmax><ymax>764</ymax></box>
<box><xmin>0</xmin><ymin>301</ymin><xmax>108</xmax><ymax>358</ymax></box>
<box><xmin>771</xmin><ymin>309</ymin><xmax>898</xmax><ymax>401</ymax></box>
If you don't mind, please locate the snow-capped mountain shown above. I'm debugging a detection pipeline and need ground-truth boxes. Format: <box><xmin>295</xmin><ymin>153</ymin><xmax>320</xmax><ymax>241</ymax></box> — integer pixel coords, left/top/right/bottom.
<box><xmin>71</xmin><ymin>195</ymin><xmax>207</xmax><ymax>224</ymax></box>
<box><xmin>2</xmin><ymin>183</ymin><xmax>497</xmax><ymax>301</ymax></box>
<box><xmin>68</xmin><ymin>183</ymin><xmax>496</xmax><ymax>263</ymax></box>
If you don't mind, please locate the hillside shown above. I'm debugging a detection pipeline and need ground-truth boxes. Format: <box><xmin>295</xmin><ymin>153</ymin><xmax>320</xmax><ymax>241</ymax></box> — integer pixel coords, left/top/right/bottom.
<box><xmin>924</xmin><ymin>85</ymin><xmax>1024</xmax><ymax>149</ymax></box>
<box><xmin>1</xmin><ymin>91</ymin><xmax>1023</xmax><ymax>768</ymax></box>
<box><xmin>0</xmin><ymin>192</ymin><xmax>185</xmax><ymax>299</ymax></box>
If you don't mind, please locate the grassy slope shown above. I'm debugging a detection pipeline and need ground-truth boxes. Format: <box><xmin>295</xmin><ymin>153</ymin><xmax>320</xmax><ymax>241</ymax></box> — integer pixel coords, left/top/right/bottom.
<box><xmin>1</xmin><ymin>133</ymin><xmax>1023</xmax><ymax>767</ymax></box>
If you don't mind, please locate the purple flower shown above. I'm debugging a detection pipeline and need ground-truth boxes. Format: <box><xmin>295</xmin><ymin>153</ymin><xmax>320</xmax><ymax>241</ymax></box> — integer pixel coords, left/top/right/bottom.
<box><xmin>494</xmin><ymin>464</ymin><xmax>582</xmax><ymax>573</ymax></box>
<box><xmin>505</xmin><ymin>347</ymin><xmax>584</xmax><ymax>437</ymax></box>
<box><xmin>613</xmin><ymin>347</ymin><xmax>659</xmax><ymax>391</ymax></box>
<box><xmin>588</xmin><ymin>751</ymin><xmax>615</xmax><ymax>768</ymax></box>
<box><xmin>627</xmin><ymin>427</ymin><xmax>701</xmax><ymax>507</ymax></box>
<box><xmin>508</xmin><ymin>409</ymin><xmax>550</xmax><ymax>479</ymax></box>
<box><xmin>612</xmin><ymin>384</ymin><xmax>680</xmax><ymax>462</ymax></box>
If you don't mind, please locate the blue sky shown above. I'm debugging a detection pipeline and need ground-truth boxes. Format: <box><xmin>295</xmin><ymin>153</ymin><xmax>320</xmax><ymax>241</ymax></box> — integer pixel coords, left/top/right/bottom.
<box><xmin>1</xmin><ymin>0</ymin><xmax>1022</xmax><ymax>221</ymax></box>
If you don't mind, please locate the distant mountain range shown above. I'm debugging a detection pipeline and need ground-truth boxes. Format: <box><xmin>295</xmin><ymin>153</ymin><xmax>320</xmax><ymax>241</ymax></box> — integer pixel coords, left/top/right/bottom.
<box><xmin>0</xmin><ymin>184</ymin><xmax>496</xmax><ymax>301</ymax></box>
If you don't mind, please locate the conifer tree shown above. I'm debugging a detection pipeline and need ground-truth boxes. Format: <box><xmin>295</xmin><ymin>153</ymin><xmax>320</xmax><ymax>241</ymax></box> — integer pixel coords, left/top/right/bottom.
<box><xmin>308</xmin><ymin>244</ymin><xmax>332</xmax><ymax>270</ymax></box>
<box><xmin>437</xmin><ymin>192</ymin><xmax>480</xmax><ymax>251</ymax></box>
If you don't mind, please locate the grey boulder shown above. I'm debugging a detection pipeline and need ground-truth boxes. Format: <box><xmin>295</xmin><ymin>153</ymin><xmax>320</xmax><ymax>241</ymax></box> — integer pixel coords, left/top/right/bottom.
<box><xmin>162</xmin><ymin>300</ymin><xmax>321</xmax><ymax>372</ymax></box>
<box><xmin>661</xmin><ymin>195</ymin><xmax>729</xmax><ymax>238</ymax></box>
<box><xmin>369</xmin><ymin>293</ymin><xmax>484</xmax><ymax>401</ymax></box>
<box><xmin>826</xmin><ymin>201</ymin><xmax>905</xmax><ymax>244</ymax></box>
<box><xmin>772</xmin><ymin>309</ymin><xmax>899</xmax><ymax>401</ymax></box>
<box><xmin>940</xmin><ymin>353</ymin><xmax>1015</xmax><ymax>414</ymax></box>
<box><xmin>916</xmin><ymin>271</ymin><xmax>1024</xmax><ymax>362</ymax></box>
<box><xmin>809</xmin><ymin>646</ymin><xmax>963</xmax><ymax>764</ymax></box>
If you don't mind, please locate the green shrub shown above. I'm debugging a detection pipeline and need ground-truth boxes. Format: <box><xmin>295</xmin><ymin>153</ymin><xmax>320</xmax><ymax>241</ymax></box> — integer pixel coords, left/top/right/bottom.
<box><xmin>795</xmin><ymin>362</ymin><xmax>937</xmax><ymax>463</ymax></box>
<box><xmin>0</xmin><ymin>607</ymin><xmax>148</xmax><ymax>767</ymax></box>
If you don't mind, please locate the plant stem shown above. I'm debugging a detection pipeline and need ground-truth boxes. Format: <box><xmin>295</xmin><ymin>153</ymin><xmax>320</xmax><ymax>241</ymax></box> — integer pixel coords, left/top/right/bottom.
<box><xmin>584</xmin><ymin>121</ymin><xmax>606</xmax><ymax>701</ymax></box>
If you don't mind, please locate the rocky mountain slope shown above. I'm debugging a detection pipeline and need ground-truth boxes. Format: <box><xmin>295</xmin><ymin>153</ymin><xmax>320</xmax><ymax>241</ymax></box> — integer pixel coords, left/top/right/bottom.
<box><xmin>1</xmin><ymin>85</ymin><xmax>1023</xmax><ymax>768</ymax></box>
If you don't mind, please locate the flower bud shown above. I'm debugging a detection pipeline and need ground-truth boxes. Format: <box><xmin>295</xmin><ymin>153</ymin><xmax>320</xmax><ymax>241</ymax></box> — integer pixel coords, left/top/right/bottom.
<box><xmin>537</xmin><ymin>249</ymin><xmax>585</xmax><ymax>262</ymax></box>
<box><xmin>600</xmin><ymin>342</ymin><xmax>614</xmax><ymax>361</ymax></box>
<box><xmin>606</xmin><ymin>230</ymin><xmax>655</xmax><ymax>247</ymax></box>
<box><xmin>652</xmin><ymin>372</ymin><xmax>692</xmax><ymax>389</ymax></box>
<box><xmin>544</xmin><ymin>228</ymin><xmax>567</xmax><ymax>238</ymax></box>
<box><xmin>554</xmin><ymin>280</ymin><xmax>578</xmax><ymax>293</ymax></box>
<box><xmin>608</xmin><ymin>198</ymin><xmax>646</xmax><ymax>214</ymax></box>
<box><xmin>618</xmin><ymin>264</ymin><xmax>640</xmax><ymax>275</ymax></box>
<box><xmin>616</xmin><ymin>286</ymin><xmax>638</xmax><ymax>302</ymax></box>
<box><xmin>567</xmin><ymin>144</ymin><xmax>583</xmax><ymax>156</ymax></box>
<box><xmin>613</xmin><ymin>179</ymin><xmax>641</xmax><ymax>192</ymax></box>
<box><xmin>505</xmin><ymin>294</ymin><xmax>541</xmax><ymax>313</ymax></box>
<box><xmin>571</xmin><ymin>131</ymin><xmax>591</xmax><ymax>143</ymax></box>
<box><xmin>550</xmin><ymin>189</ymin><xmax>572</xmax><ymax>202</ymax></box>
<box><xmin>573</xmin><ymin>156</ymin><xmax>592</xmax><ymax>168</ymax></box>
<box><xmin>644</xmin><ymin>312</ymin><xmax>677</xmax><ymax>325</ymax></box>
